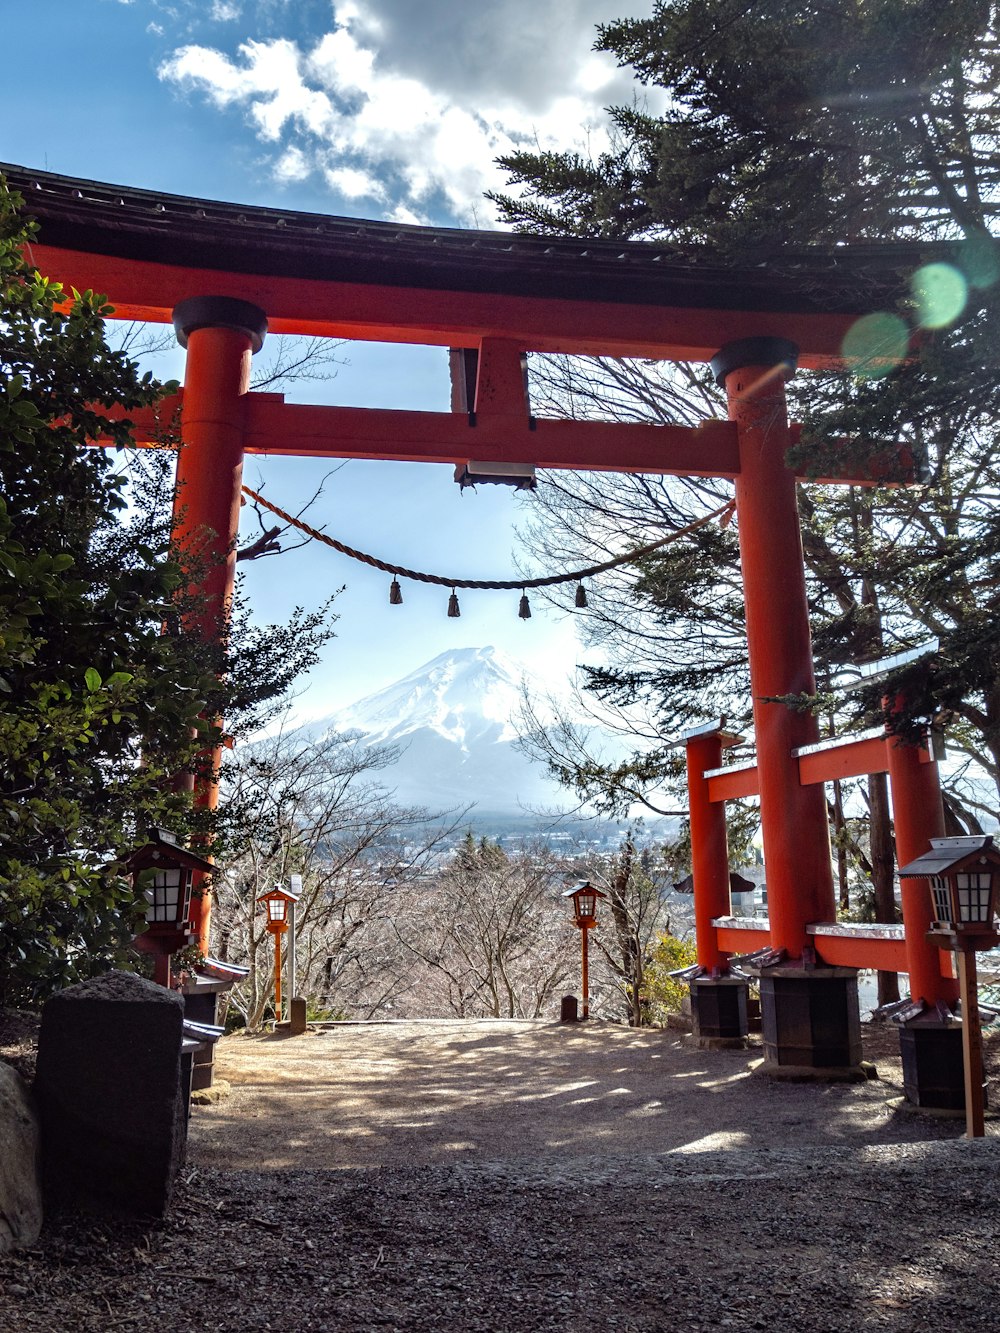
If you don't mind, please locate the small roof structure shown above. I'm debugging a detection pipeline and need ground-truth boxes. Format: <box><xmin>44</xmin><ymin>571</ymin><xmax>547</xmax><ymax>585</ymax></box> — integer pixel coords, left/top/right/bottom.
<box><xmin>898</xmin><ymin>835</ymin><xmax>998</xmax><ymax>879</ymax></box>
<box><xmin>666</xmin><ymin>720</ymin><xmax>745</xmax><ymax>750</ymax></box>
<box><xmin>673</xmin><ymin>871</ymin><xmax>756</xmax><ymax>896</ymax></box>
<box><xmin>126</xmin><ymin>827</ymin><xmax>215</xmax><ymax>876</ymax></box>
<box><xmin>561</xmin><ymin>880</ymin><xmax>608</xmax><ymax>902</ymax></box>
<box><xmin>256</xmin><ymin>885</ymin><xmax>301</xmax><ymax>905</ymax></box>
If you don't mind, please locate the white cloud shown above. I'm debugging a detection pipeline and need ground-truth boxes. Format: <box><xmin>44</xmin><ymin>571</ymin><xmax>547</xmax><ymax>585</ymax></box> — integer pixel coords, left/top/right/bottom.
<box><xmin>211</xmin><ymin>1</ymin><xmax>242</xmax><ymax>21</ymax></box>
<box><xmin>158</xmin><ymin>0</ymin><xmax>650</xmax><ymax>225</ymax></box>
<box><xmin>324</xmin><ymin>164</ymin><xmax>386</xmax><ymax>201</ymax></box>
<box><xmin>274</xmin><ymin>144</ymin><xmax>310</xmax><ymax>182</ymax></box>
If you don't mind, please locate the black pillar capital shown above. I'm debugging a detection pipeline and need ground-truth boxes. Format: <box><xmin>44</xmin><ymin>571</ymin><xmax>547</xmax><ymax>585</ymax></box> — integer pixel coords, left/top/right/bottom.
<box><xmin>710</xmin><ymin>337</ymin><xmax>799</xmax><ymax>387</ymax></box>
<box><xmin>172</xmin><ymin>296</ymin><xmax>268</xmax><ymax>353</ymax></box>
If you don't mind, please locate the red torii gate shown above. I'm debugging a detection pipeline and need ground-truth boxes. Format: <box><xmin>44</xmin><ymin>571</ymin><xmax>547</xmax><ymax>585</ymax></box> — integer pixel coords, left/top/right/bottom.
<box><xmin>7</xmin><ymin>164</ymin><xmax>959</xmax><ymax>1096</ymax></box>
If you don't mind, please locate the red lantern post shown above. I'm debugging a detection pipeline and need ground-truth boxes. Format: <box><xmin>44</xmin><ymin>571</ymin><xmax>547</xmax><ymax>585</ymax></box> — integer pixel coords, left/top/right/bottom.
<box><xmin>562</xmin><ymin>882</ymin><xmax>607</xmax><ymax>1019</ymax></box>
<box><xmin>256</xmin><ymin>886</ymin><xmax>300</xmax><ymax>1022</ymax></box>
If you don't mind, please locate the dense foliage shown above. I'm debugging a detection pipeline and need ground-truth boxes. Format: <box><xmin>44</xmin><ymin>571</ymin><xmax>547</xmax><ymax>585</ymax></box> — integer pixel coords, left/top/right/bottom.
<box><xmin>0</xmin><ymin>180</ymin><xmax>334</xmax><ymax>1005</ymax></box>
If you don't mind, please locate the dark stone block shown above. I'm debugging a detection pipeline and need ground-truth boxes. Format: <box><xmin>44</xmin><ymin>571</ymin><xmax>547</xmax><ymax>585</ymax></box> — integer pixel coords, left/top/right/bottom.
<box><xmin>690</xmin><ymin>978</ymin><xmax>749</xmax><ymax>1042</ymax></box>
<box><xmin>899</xmin><ymin>1020</ymin><xmax>970</xmax><ymax>1110</ymax></box>
<box><xmin>289</xmin><ymin>997</ymin><xmax>308</xmax><ymax>1035</ymax></box>
<box><xmin>35</xmin><ymin>971</ymin><xmax>186</xmax><ymax>1216</ymax></box>
<box><xmin>760</xmin><ymin>969</ymin><xmax>862</xmax><ymax>1069</ymax></box>
<box><xmin>560</xmin><ymin>995</ymin><xmax>579</xmax><ymax>1023</ymax></box>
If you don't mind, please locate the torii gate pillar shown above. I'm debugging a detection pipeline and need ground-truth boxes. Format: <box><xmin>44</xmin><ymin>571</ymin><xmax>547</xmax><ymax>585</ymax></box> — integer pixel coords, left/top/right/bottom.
<box><xmin>685</xmin><ymin>727</ymin><xmax>751</xmax><ymax>1047</ymax></box>
<box><xmin>713</xmin><ymin>338</ymin><xmax>861</xmax><ymax>1073</ymax></box>
<box><xmin>171</xmin><ymin>296</ymin><xmax>268</xmax><ymax>953</ymax></box>
<box><xmin>886</xmin><ymin>703</ymin><xmax>964</xmax><ymax>1106</ymax></box>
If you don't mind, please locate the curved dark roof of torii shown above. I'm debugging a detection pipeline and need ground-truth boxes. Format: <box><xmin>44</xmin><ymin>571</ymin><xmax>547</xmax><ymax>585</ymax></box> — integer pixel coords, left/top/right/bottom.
<box><xmin>1</xmin><ymin>162</ymin><xmax>945</xmax><ymax>364</ymax></box>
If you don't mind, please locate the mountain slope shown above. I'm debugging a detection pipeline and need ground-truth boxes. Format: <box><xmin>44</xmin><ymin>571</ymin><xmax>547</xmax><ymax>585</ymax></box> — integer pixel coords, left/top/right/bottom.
<box><xmin>320</xmin><ymin>646</ymin><xmax>566</xmax><ymax>817</ymax></box>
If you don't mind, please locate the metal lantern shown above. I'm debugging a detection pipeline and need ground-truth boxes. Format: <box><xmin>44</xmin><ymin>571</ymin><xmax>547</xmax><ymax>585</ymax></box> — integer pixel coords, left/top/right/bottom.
<box><xmin>563</xmin><ymin>880</ymin><xmax>604</xmax><ymax>927</ymax></box>
<box><xmin>257</xmin><ymin>886</ymin><xmax>298</xmax><ymax>933</ymax></box>
<box><xmin>898</xmin><ymin>835</ymin><xmax>1000</xmax><ymax>939</ymax></box>
<box><xmin>898</xmin><ymin>834</ymin><xmax>1000</xmax><ymax>1140</ymax></box>
<box><xmin>128</xmin><ymin>828</ymin><xmax>215</xmax><ymax>988</ymax></box>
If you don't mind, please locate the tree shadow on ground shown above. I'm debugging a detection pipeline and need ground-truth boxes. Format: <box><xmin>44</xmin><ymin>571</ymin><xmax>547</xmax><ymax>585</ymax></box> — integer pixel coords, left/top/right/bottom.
<box><xmin>188</xmin><ymin>1019</ymin><xmax>985</xmax><ymax>1171</ymax></box>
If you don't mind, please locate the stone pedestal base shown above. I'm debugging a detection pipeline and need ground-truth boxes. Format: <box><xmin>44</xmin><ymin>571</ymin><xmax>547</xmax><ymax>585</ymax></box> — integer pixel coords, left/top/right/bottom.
<box><xmin>35</xmin><ymin>971</ymin><xmax>186</xmax><ymax>1216</ymax></box>
<box><xmin>899</xmin><ymin>1016</ymin><xmax>971</xmax><ymax>1112</ymax></box>
<box><xmin>690</xmin><ymin>976</ymin><xmax>749</xmax><ymax>1047</ymax></box>
<box><xmin>760</xmin><ymin>967</ymin><xmax>862</xmax><ymax>1073</ymax></box>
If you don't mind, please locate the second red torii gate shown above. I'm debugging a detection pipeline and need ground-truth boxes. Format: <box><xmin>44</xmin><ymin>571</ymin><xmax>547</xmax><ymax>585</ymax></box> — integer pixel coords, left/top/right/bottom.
<box><xmin>6</xmin><ymin>163</ymin><xmax>956</xmax><ymax>1084</ymax></box>
<box><xmin>683</xmin><ymin>720</ymin><xmax>957</xmax><ymax>1005</ymax></box>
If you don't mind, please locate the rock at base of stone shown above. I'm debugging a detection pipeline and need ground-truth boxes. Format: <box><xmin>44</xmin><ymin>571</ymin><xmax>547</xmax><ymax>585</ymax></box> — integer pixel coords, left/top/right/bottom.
<box><xmin>0</xmin><ymin>1063</ymin><xmax>43</xmax><ymax>1253</ymax></box>
<box><xmin>34</xmin><ymin>970</ymin><xmax>186</xmax><ymax>1218</ymax></box>
<box><xmin>190</xmin><ymin>1078</ymin><xmax>231</xmax><ymax>1106</ymax></box>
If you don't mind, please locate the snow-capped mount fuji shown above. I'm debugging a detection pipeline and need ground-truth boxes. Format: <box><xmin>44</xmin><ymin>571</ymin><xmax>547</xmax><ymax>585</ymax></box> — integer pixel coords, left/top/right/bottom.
<box><xmin>322</xmin><ymin>646</ymin><xmax>565</xmax><ymax>819</ymax></box>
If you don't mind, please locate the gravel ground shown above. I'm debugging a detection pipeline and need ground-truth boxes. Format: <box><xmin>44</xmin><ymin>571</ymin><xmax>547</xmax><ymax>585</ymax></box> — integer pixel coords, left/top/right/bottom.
<box><xmin>3</xmin><ymin>1018</ymin><xmax>1000</xmax><ymax>1332</ymax></box>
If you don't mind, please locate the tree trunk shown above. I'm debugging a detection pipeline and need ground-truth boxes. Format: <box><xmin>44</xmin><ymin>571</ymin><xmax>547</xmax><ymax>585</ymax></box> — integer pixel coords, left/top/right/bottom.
<box><xmin>831</xmin><ymin>780</ymin><xmax>850</xmax><ymax>912</ymax></box>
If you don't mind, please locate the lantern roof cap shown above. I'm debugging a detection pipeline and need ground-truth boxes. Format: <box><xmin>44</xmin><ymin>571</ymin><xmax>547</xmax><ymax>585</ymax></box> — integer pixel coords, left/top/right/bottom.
<box><xmin>256</xmin><ymin>885</ymin><xmax>301</xmax><ymax>904</ymax></box>
<box><xmin>898</xmin><ymin>835</ymin><xmax>998</xmax><ymax>878</ymax></box>
<box><xmin>562</xmin><ymin>880</ymin><xmax>608</xmax><ymax>900</ymax></box>
<box><xmin>126</xmin><ymin>827</ymin><xmax>215</xmax><ymax>874</ymax></box>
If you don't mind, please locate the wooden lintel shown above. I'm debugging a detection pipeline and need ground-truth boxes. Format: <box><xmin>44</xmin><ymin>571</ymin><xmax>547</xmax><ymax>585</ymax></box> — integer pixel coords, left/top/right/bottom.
<box><xmin>796</xmin><ymin>734</ymin><xmax>889</xmax><ymax>784</ymax></box>
<box><xmin>808</xmin><ymin>931</ymin><xmax>909</xmax><ymax>972</ymax></box>
<box><xmin>241</xmin><ymin>400</ymin><xmax>741</xmax><ymax>474</ymax></box>
<box><xmin>111</xmin><ymin>394</ymin><xmax>902</xmax><ymax>485</ymax></box>
<box><xmin>707</xmin><ymin>767</ymin><xmax>760</xmax><ymax>802</ymax></box>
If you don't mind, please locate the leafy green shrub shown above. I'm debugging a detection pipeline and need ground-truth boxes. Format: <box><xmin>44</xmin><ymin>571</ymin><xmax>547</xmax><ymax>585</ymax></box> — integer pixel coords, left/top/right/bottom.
<box><xmin>643</xmin><ymin>931</ymin><xmax>698</xmax><ymax>1024</ymax></box>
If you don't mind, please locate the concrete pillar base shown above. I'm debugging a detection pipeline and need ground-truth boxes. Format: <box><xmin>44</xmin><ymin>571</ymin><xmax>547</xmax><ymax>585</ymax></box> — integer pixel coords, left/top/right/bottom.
<box><xmin>899</xmin><ymin>1015</ymin><xmax>974</xmax><ymax>1111</ymax></box>
<box><xmin>760</xmin><ymin>966</ymin><xmax>863</xmax><ymax>1071</ymax></box>
<box><xmin>690</xmin><ymin>976</ymin><xmax>749</xmax><ymax>1046</ymax></box>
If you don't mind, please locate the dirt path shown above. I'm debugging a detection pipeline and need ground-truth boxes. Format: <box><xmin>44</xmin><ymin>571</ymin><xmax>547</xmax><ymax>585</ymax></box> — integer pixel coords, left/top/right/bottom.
<box><xmin>6</xmin><ymin>1020</ymin><xmax>1000</xmax><ymax>1333</ymax></box>
<box><xmin>190</xmin><ymin>1018</ymin><xmax>997</xmax><ymax>1173</ymax></box>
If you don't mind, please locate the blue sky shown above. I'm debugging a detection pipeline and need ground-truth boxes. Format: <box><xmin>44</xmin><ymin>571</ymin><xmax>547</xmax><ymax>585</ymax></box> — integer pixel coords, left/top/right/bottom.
<box><xmin>3</xmin><ymin>0</ymin><xmax>654</xmax><ymax>712</ymax></box>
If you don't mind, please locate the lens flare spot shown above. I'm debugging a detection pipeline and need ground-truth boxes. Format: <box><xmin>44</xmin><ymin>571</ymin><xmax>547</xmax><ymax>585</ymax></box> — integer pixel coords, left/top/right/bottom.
<box><xmin>912</xmin><ymin>262</ymin><xmax>967</xmax><ymax>328</ymax></box>
<box><xmin>841</xmin><ymin>312</ymin><xmax>909</xmax><ymax>379</ymax></box>
<box><xmin>958</xmin><ymin>232</ymin><xmax>1000</xmax><ymax>290</ymax></box>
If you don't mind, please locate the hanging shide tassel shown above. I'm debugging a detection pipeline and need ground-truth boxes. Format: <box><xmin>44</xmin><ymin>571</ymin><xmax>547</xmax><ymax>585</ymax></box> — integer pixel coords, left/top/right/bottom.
<box><xmin>447</xmin><ymin>589</ymin><xmax>461</xmax><ymax>618</ymax></box>
<box><xmin>574</xmin><ymin>583</ymin><xmax>588</xmax><ymax>608</ymax></box>
<box><xmin>389</xmin><ymin>578</ymin><xmax>403</xmax><ymax>605</ymax></box>
<box><xmin>518</xmin><ymin>590</ymin><xmax>531</xmax><ymax>619</ymax></box>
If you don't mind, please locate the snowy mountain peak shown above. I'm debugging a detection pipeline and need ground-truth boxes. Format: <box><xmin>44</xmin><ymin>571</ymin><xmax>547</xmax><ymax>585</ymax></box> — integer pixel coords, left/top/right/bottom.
<box><xmin>331</xmin><ymin>645</ymin><xmax>532</xmax><ymax>750</ymax></box>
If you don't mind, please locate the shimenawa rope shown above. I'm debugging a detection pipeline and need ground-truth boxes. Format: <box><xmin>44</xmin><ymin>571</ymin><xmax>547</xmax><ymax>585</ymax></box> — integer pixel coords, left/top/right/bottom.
<box><xmin>240</xmin><ymin>485</ymin><xmax>735</xmax><ymax>592</ymax></box>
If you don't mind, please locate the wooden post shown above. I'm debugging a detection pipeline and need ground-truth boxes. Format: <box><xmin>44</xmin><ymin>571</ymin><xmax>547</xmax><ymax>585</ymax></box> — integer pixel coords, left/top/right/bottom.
<box><xmin>273</xmin><ymin>931</ymin><xmax>283</xmax><ymax>1021</ymax></box>
<box><xmin>885</xmin><ymin>709</ymin><xmax>959</xmax><ymax>1008</ymax></box>
<box><xmin>957</xmin><ymin>945</ymin><xmax>986</xmax><ymax>1138</ymax></box>
<box><xmin>581</xmin><ymin>924</ymin><xmax>590</xmax><ymax>1020</ymax></box>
